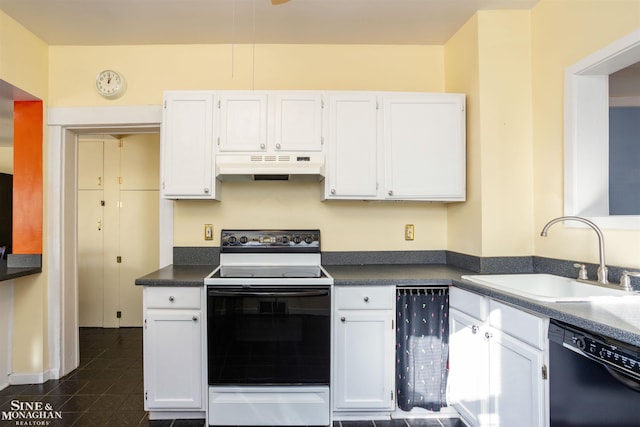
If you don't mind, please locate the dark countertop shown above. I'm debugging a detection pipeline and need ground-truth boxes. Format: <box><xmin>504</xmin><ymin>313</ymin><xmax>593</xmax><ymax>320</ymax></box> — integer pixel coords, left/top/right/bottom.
<box><xmin>326</xmin><ymin>264</ymin><xmax>472</xmax><ymax>286</ymax></box>
<box><xmin>135</xmin><ymin>264</ymin><xmax>216</xmax><ymax>286</ymax></box>
<box><xmin>135</xmin><ymin>263</ymin><xmax>640</xmax><ymax>346</ymax></box>
<box><xmin>0</xmin><ymin>259</ymin><xmax>42</xmax><ymax>282</ymax></box>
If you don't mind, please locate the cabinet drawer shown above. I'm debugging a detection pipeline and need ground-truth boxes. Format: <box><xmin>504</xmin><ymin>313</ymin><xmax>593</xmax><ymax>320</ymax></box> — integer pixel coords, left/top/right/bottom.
<box><xmin>335</xmin><ymin>286</ymin><xmax>395</xmax><ymax>310</ymax></box>
<box><xmin>489</xmin><ymin>299</ymin><xmax>546</xmax><ymax>350</ymax></box>
<box><xmin>145</xmin><ymin>287</ymin><xmax>201</xmax><ymax>309</ymax></box>
<box><xmin>450</xmin><ymin>286</ymin><xmax>487</xmax><ymax>321</ymax></box>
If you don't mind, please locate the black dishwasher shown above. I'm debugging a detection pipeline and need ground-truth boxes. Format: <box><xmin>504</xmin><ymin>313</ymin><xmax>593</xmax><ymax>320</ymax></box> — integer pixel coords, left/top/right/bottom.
<box><xmin>549</xmin><ymin>320</ymin><xmax>640</xmax><ymax>426</ymax></box>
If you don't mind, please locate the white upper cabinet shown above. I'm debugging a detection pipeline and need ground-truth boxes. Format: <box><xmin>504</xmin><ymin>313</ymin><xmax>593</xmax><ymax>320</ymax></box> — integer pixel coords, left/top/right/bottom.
<box><xmin>217</xmin><ymin>93</ymin><xmax>268</xmax><ymax>152</ymax></box>
<box><xmin>161</xmin><ymin>91</ymin><xmax>219</xmax><ymax>199</ymax></box>
<box><xmin>383</xmin><ymin>93</ymin><xmax>466</xmax><ymax>201</ymax></box>
<box><xmin>325</xmin><ymin>94</ymin><xmax>379</xmax><ymax>199</ymax></box>
<box><xmin>324</xmin><ymin>92</ymin><xmax>466</xmax><ymax>201</ymax></box>
<box><xmin>274</xmin><ymin>93</ymin><xmax>324</xmax><ymax>152</ymax></box>
<box><xmin>216</xmin><ymin>92</ymin><xmax>323</xmax><ymax>153</ymax></box>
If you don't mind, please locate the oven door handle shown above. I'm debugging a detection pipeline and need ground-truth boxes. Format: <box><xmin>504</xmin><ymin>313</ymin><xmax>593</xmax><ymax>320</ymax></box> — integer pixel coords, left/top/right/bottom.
<box><xmin>208</xmin><ymin>289</ymin><xmax>329</xmax><ymax>298</ymax></box>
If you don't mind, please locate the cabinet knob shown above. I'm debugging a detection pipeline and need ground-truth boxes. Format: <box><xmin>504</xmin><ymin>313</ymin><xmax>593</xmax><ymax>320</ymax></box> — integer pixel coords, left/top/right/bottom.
<box><xmin>388</xmin><ymin>190</ymin><xmax>393</xmax><ymax>196</ymax></box>
<box><xmin>168</xmin><ymin>296</ymin><xmax>175</xmax><ymax>302</ymax></box>
<box><xmin>471</xmin><ymin>325</ymin><xmax>479</xmax><ymax>334</ymax></box>
<box><xmin>363</xmin><ymin>296</ymin><xmax>369</xmax><ymax>302</ymax></box>
<box><xmin>204</xmin><ymin>188</ymin><xmax>210</xmax><ymax>194</ymax></box>
<box><xmin>485</xmin><ymin>331</ymin><xmax>493</xmax><ymax>340</ymax></box>
<box><xmin>340</xmin><ymin>316</ymin><xmax>346</xmax><ymax>322</ymax></box>
<box><xmin>276</xmin><ymin>143</ymin><xmax>281</xmax><ymax>149</ymax></box>
<box><xmin>260</xmin><ymin>143</ymin><xmax>266</xmax><ymax>149</ymax></box>
<box><xmin>192</xmin><ymin>316</ymin><xmax>198</xmax><ymax>322</ymax></box>
<box><xmin>331</xmin><ymin>189</ymin><xmax>336</xmax><ymax>195</ymax></box>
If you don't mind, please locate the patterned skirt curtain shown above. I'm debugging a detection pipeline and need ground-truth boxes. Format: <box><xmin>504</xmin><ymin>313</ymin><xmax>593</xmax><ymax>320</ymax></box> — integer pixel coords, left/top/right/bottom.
<box><xmin>396</xmin><ymin>287</ymin><xmax>449</xmax><ymax>412</ymax></box>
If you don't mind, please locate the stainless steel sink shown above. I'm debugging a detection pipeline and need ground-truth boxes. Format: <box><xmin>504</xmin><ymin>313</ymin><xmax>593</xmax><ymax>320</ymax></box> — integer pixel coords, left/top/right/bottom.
<box><xmin>461</xmin><ymin>273</ymin><xmax>640</xmax><ymax>302</ymax></box>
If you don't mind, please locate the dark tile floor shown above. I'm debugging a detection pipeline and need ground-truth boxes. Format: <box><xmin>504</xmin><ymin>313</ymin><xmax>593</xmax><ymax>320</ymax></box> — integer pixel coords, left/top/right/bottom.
<box><xmin>0</xmin><ymin>328</ymin><xmax>466</xmax><ymax>427</ymax></box>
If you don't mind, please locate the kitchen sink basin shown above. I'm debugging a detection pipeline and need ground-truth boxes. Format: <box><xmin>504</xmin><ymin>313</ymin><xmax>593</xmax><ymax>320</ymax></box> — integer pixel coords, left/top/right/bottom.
<box><xmin>461</xmin><ymin>273</ymin><xmax>640</xmax><ymax>302</ymax></box>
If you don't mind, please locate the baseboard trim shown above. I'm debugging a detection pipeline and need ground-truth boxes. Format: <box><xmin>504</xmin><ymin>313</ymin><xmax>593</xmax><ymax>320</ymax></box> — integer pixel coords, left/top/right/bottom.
<box><xmin>9</xmin><ymin>369</ymin><xmax>58</xmax><ymax>385</ymax></box>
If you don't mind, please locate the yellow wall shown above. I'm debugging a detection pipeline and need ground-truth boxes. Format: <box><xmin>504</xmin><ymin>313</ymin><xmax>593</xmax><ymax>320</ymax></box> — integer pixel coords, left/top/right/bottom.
<box><xmin>0</xmin><ymin>147</ymin><xmax>12</xmax><ymax>173</ymax></box>
<box><xmin>445</xmin><ymin>15</ymin><xmax>482</xmax><ymax>257</ymax></box>
<box><xmin>445</xmin><ymin>10</ymin><xmax>534</xmax><ymax>258</ymax></box>
<box><xmin>532</xmin><ymin>0</ymin><xmax>640</xmax><ymax>268</ymax></box>
<box><xmin>0</xmin><ymin>11</ymin><xmax>49</xmax><ymax>376</ymax></box>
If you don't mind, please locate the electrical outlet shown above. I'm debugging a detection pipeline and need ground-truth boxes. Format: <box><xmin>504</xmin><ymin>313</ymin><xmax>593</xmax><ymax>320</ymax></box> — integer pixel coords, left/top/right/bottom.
<box><xmin>204</xmin><ymin>224</ymin><xmax>213</xmax><ymax>240</ymax></box>
<box><xmin>405</xmin><ymin>224</ymin><xmax>415</xmax><ymax>240</ymax></box>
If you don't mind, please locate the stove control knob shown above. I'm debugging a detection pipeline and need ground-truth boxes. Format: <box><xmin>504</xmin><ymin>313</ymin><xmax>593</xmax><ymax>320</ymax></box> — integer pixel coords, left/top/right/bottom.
<box><xmin>227</xmin><ymin>236</ymin><xmax>237</xmax><ymax>244</ymax></box>
<box><xmin>282</xmin><ymin>236</ymin><xmax>289</xmax><ymax>244</ymax></box>
<box><xmin>239</xmin><ymin>236</ymin><xmax>248</xmax><ymax>244</ymax></box>
<box><xmin>293</xmin><ymin>235</ymin><xmax>302</xmax><ymax>244</ymax></box>
<box><xmin>574</xmin><ymin>337</ymin><xmax>586</xmax><ymax>350</ymax></box>
<box><xmin>304</xmin><ymin>235</ymin><xmax>314</xmax><ymax>244</ymax></box>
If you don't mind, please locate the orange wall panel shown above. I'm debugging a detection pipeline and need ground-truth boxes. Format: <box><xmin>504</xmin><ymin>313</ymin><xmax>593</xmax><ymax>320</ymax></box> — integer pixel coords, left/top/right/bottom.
<box><xmin>13</xmin><ymin>101</ymin><xmax>43</xmax><ymax>254</ymax></box>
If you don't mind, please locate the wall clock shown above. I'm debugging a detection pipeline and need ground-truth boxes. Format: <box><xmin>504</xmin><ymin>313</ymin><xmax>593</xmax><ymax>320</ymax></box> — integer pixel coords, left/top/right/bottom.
<box><xmin>95</xmin><ymin>69</ymin><xmax>126</xmax><ymax>99</ymax></box>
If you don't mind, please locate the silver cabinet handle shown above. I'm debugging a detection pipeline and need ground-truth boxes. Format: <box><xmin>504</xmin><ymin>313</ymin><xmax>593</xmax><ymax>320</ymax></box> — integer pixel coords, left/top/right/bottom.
<box><xmin>363</xmin><ymin>296</ymin><xmax>369</xmax><ymax>302</ymax></box>
<box><xmin>204</xmin><ymin>188</ymin><xmax>210</xmax><ymax>194</ymax></box>
<box><xmin>331</xmin><ymin>189</ymin><xmax>336</xmax><ymax>195</ymax></box>
<box><xmin>276</xmin><ymin>143</ymin><xmax>281</xmax><ymax>149</ymax></box>
<box><xmin>388</xmin><ymin>190</ymin><xmax>393</xmax><ymax>196</ymax></box>
<box><xmin>485</xmin><ymin>331</ymin><xmax>493</xmax><ymax>339</ymax></box>
<box><xmin>471</xmin><ymin>325</ymin><xmax>479</xmax><ymax>334</ymax></box>
<box><xmin>168</xmin><ymin>296</ymin><xmax>175</xmax><ymax>302</ymax></box>
<box><xmin>192</xmin><ymin>316</ymin><xmax>198</xmax><ymax>322</ymax></box>
<box><xmin>260</xmin><ymin>143</ymin><xmax>266</xmax><ymax>149</ymax></box>
<box><xmin>340</xmin><ymin>316</ymin><xmax>346</xmax><ymax>322</ymax></box>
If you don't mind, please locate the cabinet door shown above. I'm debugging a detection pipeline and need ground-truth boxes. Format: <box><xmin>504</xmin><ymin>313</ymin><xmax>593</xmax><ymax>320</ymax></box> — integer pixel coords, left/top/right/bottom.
<box><xmin>161</xmin><ymin>92</ymin><xmax>216</xmax><ymax>198</ymax></box>
<box><xmin>274</xmin><ymin>93</ymin><xmax>323</xmax><ymax>152</ymax></box>
<box><xmin>144</xmin><ymin>309</ymin><xmax>203</xmax><ymax>410</ymax></box>
<box><xmin>325</xmin><ymin>94</ymin><xmax>379</xmax><ymax>199</ymax></box>
<box><xmin>489</xmin><ymin>329</ymin><xmax>546</xmax><ymax>427</ymax></box>
<box><xmin>449</xmin><ymin>308</ymin><xmax>489</xmax><ymax>427</ymax></box>
<box><xmin>383</xmin><ymin>94</ymin><xmax>465</xmax><ymax>201</ymax></box>
<box><xmin>217</xmin><ymin>93</ymin><xmax>268</xmax><ymax>152</ymax></box>
<box><xmin>333</xmin><ymin>310</ymin><xmax>394</xmax><ymax>411</ymax></box>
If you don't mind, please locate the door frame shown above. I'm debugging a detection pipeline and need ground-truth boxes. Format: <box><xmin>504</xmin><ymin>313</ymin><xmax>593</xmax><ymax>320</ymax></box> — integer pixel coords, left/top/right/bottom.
<box><xmin>48</xmin><ymin>105</ymin><xmax>170</xmax><ymax>378</ymax></box>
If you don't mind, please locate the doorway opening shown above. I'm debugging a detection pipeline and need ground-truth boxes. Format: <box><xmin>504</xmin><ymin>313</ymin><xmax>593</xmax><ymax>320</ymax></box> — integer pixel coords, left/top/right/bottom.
<box><xmin>48</xmin><ymin>105</ymin><xmax>170</xmax><ymax>379</ymax></box>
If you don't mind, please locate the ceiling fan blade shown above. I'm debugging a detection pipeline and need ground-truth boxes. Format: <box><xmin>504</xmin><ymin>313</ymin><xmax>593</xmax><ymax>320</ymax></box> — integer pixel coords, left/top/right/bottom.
<box><xmin>271</xmin><ymin>0</ymin><xmax>290</xmax><ymax>4</ymax></box>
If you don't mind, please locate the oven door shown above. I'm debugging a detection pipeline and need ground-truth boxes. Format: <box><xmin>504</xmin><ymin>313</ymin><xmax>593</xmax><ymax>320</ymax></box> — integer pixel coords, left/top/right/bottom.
<box><xmin>207</xmin><ymin>286</ymin><xmax>330</xmax><ymax>386</ymax></box>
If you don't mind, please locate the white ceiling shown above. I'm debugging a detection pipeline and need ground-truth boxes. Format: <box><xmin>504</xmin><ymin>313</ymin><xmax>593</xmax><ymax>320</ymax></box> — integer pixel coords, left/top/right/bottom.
<box><xmin>0</xmin><ymin>0</ymin><xmax>539</xmax><ymax>46</ymax></box>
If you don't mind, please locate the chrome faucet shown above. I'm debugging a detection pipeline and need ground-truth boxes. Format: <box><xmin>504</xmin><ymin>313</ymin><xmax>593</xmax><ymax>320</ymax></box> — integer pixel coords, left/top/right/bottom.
<box><xmin>540</xmin><ymin>216</ymin><xmax>608</xmax><ymax>285</ymax></box>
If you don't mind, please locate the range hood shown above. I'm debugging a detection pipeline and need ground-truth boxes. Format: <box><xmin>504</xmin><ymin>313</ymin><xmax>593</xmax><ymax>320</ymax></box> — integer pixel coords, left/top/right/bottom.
<box><xmin>215</xmin><ymin>153</ymin><xmax>325</xmax><ymax>182</ymax></box>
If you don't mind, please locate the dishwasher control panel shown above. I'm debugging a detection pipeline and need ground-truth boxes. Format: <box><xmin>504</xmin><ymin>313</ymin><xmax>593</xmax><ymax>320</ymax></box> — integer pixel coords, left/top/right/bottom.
<box><xmin>549</xmin><ymin>320</ymin><xmax>640</xmax><ymax>381</ymax></box>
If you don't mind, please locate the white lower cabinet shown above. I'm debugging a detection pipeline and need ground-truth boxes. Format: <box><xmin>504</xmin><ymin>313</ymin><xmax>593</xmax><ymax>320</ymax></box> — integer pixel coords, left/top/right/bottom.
<box><xmin>449</xmin><ymin>287</ymin><xmax>549</xmax><ymax>427</ymax></box>
<box><xmin>333</xmin><ymin>285</ymin><xmax>396</xmax><ymax>415</ymax></box>
<box><xmin>143</xmin><ymin>287</ymin><xmax>205</xmax><ymax>418</ymax></box>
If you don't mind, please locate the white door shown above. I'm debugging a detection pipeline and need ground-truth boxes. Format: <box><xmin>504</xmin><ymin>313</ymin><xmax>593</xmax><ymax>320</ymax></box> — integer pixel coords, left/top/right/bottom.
<box><xmin>145</xmin><ymin>309</ymin><xmax>203</xmax><ymax>409</ymax></box>
<box><xmin>333</xmin><ymin>310</ymin><xmax>394</xmax><ymax>411</ymax></box>
<box><xmin>162</xmin><ymin>92</ymin><xmax>215</xmax><ymax>198</ymax></box>
<box><xmin>325</xmin><ymin>94</ymin><xmax>379</xmax><ymax>199</ymax></box>
<box><xmin>273</xmin><ymin>93</ymin><xmax>323</xmax><ymax>152</ymax></box>
<box><xmin>449</xmin><ymin>308</ymin><xmax>488</xmax><ymax>427</ymax></box>
<box><xmin>77</xmin><ymin>189</ymin><xmax>104</xmax><ymax>327</ymax></box>
<box><xmin>488</xmin><ymin>330</ymin><xmax>546</xmax><ymax>427</ymax></box>
<box><xmin>217</xmin><ymin>93</ymin><xmax>268</xmax><ymax>152</ymax></box>
<box><xmin>383</xmin><ymin>94</ymin><xmax>465</xmax><ymax>200</ymax></box>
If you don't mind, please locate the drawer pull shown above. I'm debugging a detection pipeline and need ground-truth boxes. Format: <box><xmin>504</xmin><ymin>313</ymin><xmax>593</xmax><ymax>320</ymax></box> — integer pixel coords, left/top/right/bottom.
<box><xmin>363</xmin><ymin>296</ymin><xmax>369</xmax><ymax>302</ymax></box>
<box><xmin>168</xmin><ymin>296</ymin><xmax>175</xmax><ymax>302</ymax></box>
<box><xmin>340</xmin><ymin>316</ymin><xmax>346</xmax><ymax>322</ymax></box>
<box><xmin>192</xmin><ymin>316</ymin><xmax>198</xmax><ymax>322</ymax></box>
<box><xmin>472</xmin><ymin>325</ymin><xmax>479</xmax><ymax>334</ymax></box>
